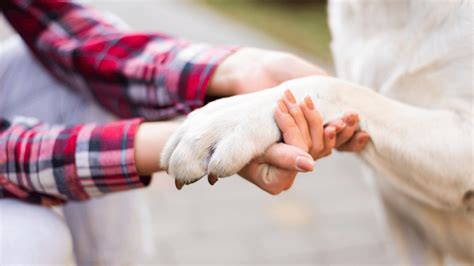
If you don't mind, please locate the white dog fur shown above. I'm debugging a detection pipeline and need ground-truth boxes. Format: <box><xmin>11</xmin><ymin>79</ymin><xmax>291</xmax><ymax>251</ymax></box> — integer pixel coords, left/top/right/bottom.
<box><xmin>162</xmin><ymin>0</ymin><xmax>473</xmax><ymax>264</ymax></box>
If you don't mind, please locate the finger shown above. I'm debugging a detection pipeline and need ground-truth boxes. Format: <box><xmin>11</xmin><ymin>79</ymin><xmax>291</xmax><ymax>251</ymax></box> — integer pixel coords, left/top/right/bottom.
<box><xmin>325</xmin><ymin>119</ymin><xmax>346</xmax><ymax>134</ymax></box>
<box><xmin>282</xmin><ymin>89</ymin><xmax>312</xmax><ymax>148</ymax></box>
<box><xmin>316</xmin><ymin>126</ymin><xmax>336</xmax><ymax>159</ymax></box>
<box><xmin>262</xmin><ymin>143</ymin><xmax>315</xmax><ymax>172</ymax></box>
<box><xmin>242</xmin><ymin>165</ymin><xmax>295</xmax><ymax>196</ymax></box>
<box><xmin>337</xmin><ymin>131</ymin><xmax>370</xmax><ymax>152</ymax></box>
<box><xmin>283</xmin><ymin>174</ymin><xmax>297</xmax><ymax>191</ymax></box>
<box><xmin>275</xmin><ymin>100</ymin><xmax>307</xmax><ymax>150</ymax></box>
<box><xmin>335</xmin><ymin>112</ymin><xmax>359</xmax><ymax>147</ymax></box>
<box><xmin>300</xmin><ymin>96</ymin><xmax>325</xmax><ymax>159</ymax></box>
<box><xmin>208</xmin><ymin>173</ymin><xmax>219</xmax><ymax>185</ymax></box>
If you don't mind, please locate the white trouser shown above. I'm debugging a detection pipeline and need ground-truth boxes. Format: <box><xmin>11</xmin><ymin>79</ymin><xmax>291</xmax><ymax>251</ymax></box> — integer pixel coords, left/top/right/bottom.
<box><xmin>0</xmin><ymin>36</ymin><xmax>155</xmax><ymax>265</ymax></box>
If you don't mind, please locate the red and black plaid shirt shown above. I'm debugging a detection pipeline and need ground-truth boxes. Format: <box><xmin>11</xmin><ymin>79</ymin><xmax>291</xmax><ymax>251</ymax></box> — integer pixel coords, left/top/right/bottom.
<box><xmin>0</xmin><ymin>0</ymin><xmax>235</xmax><ymax>205</ymax></box>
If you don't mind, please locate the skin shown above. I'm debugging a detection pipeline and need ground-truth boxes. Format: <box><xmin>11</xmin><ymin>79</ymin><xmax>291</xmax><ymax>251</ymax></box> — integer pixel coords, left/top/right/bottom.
<box><xmin>134</xmin><ymin>47</ymin><xmax>370</xmax><ymax>193</ymax></box>
<box><xmin>231</xmin><ymin>90</ymin><xmax>370</xmax><ymax>195</ymax></box>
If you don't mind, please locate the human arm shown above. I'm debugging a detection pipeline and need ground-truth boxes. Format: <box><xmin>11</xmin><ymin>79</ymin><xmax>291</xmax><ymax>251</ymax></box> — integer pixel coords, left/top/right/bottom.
<box><xmin>162</xmin><ymin>75</ymin><xmax>473</xmax><ymax>211</ymax></box>
<box><xmin>1</xmin><ymin>0</ymin><xmax>236</xmax><ymax>120</ymax></box>
<box><xmin>0</xmin><ymin>117</ymin><xmax>149</xmax><ymax>205</ymax></box>
<box><xmin>0</xmin><ymin>112</ymin><xmax>329</xmax><ymax>204</ymax></box>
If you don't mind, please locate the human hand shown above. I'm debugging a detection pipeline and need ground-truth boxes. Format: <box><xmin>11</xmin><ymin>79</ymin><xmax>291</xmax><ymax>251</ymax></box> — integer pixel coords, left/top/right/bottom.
<box><xmin>234</xmin><ymin>90</ymin><xmax>336</xmax><ymax>194</ymax></box>
<box><xmin>207</xmin><ymin>47</ymin><xmax>327</xmax><ymax>97</ymax></box>
<box><xmin>223</xmin><ymin>90</ymin><xmax>368</xmax><ymax>194</ymax></box>
<box><xmin>161</xmin><ymin>76</ymin><xmax>370</xmax><ymax>188</ymax></box>
<box><xmin>327</xmin><ymin>112</ymin><xmax>370</xmax><ymax>152</ymax></box>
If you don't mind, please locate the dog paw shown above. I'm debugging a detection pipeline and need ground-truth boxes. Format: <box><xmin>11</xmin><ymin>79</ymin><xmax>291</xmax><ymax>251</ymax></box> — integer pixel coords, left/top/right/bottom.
<box><xmin>160</xmin><ymin>76</ymin><xmax>343</xmax><ymax>185</ymax></box>
<box><xmin>160</xmin><ymin>89</ymin><xmax>282</xmax><ymax>184</ymax></box>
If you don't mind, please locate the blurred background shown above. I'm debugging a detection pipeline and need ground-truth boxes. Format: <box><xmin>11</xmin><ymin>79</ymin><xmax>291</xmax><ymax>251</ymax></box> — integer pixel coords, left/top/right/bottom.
<box><xmin>0</xmin><ymin>0</ymin><xmax>396</xmax><ymax>264</ymax></box>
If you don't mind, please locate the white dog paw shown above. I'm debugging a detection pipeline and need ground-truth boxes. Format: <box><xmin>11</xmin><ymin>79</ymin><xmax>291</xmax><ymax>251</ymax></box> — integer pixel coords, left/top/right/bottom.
<box><xmin>160</xmin><ymin>90</ymin><xmax>282</xmax><ymax>184</ymax></box>
<box><xmin>160</xmin><ymin>76</ymin><xmax>342</xmax><ymax>185</ymax></box>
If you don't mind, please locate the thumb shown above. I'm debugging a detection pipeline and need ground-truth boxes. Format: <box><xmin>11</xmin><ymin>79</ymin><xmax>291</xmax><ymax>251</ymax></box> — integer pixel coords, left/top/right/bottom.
<box><xmin>262</xmin><ymin>143</ymin><xmax>315</xmax><ymax>172</ymax></box>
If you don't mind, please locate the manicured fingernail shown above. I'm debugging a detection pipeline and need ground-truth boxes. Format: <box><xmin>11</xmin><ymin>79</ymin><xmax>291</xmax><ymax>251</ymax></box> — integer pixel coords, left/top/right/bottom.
<box><xmin>304</xmin><ymin>96</ymin><xmax>315</xmax><ymax>110</ymax></box>
<box><xmin>175</xmin><ymin>179</ymin><xmax>184</xmax><ymax>190</ymax></box>
<box><xmin>358</xmin><ymin>135</ymin><xmax>370</xmax><ymax>145</ymax></box>
<box><xmin>296</xmin><ymin>156</ymin><xmax>315</xmax><ymax>172</ymax></box>
<box><xmin>335</xmin><ymin>122</ymin><xmax>346</xmax><ymax>132</ymax></box>
<box><xmin>208</xmin><ymin>173</ymin><xmax>218</xmax><ymax>185</ymax></box>
<box><xmin>346</xmin><ymin>114</ymin><xmax>357</xmax><ymax>126</ymax></box>
<box><xmin>328</xmin><ymin>127</ymin><xmax>336</xmax><ymax>139</ymax></box>
<box><xmin>277</xmin><ymin>99</ymin><xmax>288</xmax><ymax>113</ymax></box>
<box><xmin>284</xmin><ymin>89</ymin><xmax>296</xmax><ymax>104</ymax></box>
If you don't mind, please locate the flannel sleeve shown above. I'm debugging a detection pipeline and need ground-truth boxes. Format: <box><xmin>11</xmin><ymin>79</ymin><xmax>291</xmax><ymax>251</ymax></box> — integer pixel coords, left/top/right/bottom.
<box><xmin>0</xmin><ymin>116</ymin><xmax>150</xmax><ymax>205</ymax></box>
<box><xmin>1</xmin><ymin>0</ymin><xmax>237</xmax><ymax>120</ymax></box>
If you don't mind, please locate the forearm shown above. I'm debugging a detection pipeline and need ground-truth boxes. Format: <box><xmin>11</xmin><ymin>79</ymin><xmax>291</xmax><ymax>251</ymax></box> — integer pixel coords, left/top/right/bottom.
<box><xmin>134</xmin><ymin>121</ymin><xmax>181</xmax><ymax>176</ymax></box>
<box><xmin>0</xmin><ymin>117</ymin><xmax>147</xmax><ymax>205</ymax></box>
<box><xmin>2</xmin><ymin>0</ymin><xmax>236</xmax><ymax>120</ymax></box>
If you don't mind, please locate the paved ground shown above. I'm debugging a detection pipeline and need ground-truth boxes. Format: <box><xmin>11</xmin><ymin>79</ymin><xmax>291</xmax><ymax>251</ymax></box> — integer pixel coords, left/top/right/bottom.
<box><xmin>1</xmin><ymin>1</ymin><xmax>395</xmax><ymax>265</ymax></box>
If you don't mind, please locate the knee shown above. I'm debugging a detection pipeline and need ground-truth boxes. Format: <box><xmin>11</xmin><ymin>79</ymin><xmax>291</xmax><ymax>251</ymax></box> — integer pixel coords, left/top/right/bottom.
<box><xmin>0</xmin><ymin>200</ymin><xmax>74</xmax><ymax>264</ymax></box>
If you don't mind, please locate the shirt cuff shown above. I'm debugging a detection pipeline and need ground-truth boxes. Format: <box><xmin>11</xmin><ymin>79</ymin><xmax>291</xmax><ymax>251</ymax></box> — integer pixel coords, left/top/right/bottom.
<box><xmin>74</xmin><ymin>118</ymin><xmax>151</xmax><ymax>199</ymax></box>
<box><xmin>165</xmin><ymin>42</ymin><xmax>238</xmax><ymax>112</ymax></box>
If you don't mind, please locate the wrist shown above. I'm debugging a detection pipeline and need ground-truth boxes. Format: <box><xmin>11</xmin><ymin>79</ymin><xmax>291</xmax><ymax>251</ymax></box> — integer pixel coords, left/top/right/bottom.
<box><xmin>207</xmin><ymin>58</ymin><xmax>238</xmax><ymax>97</ymax></box>
<box><xmin>207</xmin><ymin>47</ymin><xmax>254</xmax><ymax>97</ymax></box>
<box><xmin>134</xmin><ymin>121</ymin><xmax>180</xmax><ymax>176</ymax></box>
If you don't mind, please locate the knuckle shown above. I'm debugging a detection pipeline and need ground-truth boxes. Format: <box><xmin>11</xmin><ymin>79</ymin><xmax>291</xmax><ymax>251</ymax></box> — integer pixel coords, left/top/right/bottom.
<box><xmin>313</xmin><ymin>142</ymin><xmax>324</xmax><ymax>153</ymax></box>
<box><xmin>289</xmin><ymin>107</ymin><xmax>302</xmax><ymax>117</ymax></box>
<box><xmin>280</xmin><ymin>153</ymin><xmax>295</xmax><ymax>165</ymax></box>
<box><xmin>284</xmin><ymin>124</ymin><xmax>299</xmax><ymax>132</ymax></box>
<box><xmin>262</xmin><ymin>181</ymin><xmax>286</xmax><ymax>196</ymax></box>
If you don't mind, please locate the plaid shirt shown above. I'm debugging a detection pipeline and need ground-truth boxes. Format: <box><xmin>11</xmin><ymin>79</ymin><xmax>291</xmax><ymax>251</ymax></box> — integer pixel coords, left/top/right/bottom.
<box><xmin>0</xmin><ymin>0</ymin><xmax>235</xmax><ymax>205</ymax></box>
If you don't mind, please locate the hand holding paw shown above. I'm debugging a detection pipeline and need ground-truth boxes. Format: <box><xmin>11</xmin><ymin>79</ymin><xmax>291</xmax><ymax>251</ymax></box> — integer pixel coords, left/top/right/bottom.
<box><xmin>235</xmin><ymin>90</ymin><xmax>369</xmax><ymax>195</ymax></box>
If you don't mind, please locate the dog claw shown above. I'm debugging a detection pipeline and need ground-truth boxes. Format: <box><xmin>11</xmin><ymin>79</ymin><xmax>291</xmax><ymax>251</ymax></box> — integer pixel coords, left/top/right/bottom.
<box><xmin>208</xmin><ymin>173</ymin><xmax>218</xmax><ymax>185</ymax></box>
<box><xmin>175</xmin><ymin>179</ymin><xmax>184</xmax><ymax>190</ymax></box>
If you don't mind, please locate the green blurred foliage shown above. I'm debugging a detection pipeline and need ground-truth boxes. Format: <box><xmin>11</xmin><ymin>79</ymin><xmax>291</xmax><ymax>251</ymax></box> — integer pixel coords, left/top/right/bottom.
<box><xmin>199</xmin><ymin>0</ymin><xmax>332</xmax><ymax>63</ymax></box>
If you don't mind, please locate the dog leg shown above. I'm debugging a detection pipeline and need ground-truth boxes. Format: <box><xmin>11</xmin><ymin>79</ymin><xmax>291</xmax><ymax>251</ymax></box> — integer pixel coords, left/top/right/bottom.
<box><xmin>162</xmin><ymin>76</ymin><xmax>473</xmax><ymax>213</ymax></box>
<box><xmin>285</xmin><ymin>77</ymin><xmax>473</xmax><ymax>213</ymax></box>
<box><xmin>379</xmin><ymin>185</ymin><xmax>445</xmax><ymax>266</ymax></box>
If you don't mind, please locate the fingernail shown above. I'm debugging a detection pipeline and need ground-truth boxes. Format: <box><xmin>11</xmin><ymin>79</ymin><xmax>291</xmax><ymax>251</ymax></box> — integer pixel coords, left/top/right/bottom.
<box><xmin>304</xmin><ymin>96</ymin><xmax>315</xmax><ymax>110</ymax></box>
<box><xmin>336</xmin><ymin>122</ymin><xmax>346</xmax><ymax>132</ymax></box>
<box><xmin>284</xmin><ymin>89</ymin><xmax>296</xmax><ymax>104</ymax></box>
<box><xmin>346</xmin><ymin>114</ymin><xmax>356</xmax><ymax>126</ymax></box>
<box><xmin>296</xmin><ymin>156</ymin><xmax>315</xmax><ymax>172</ymax></box>
<box><xmin>277</xmin><ymin>99</ymin><xmax>288</xmax><ymax>113</ymax></box>
<box><xmin>208</xmin><ymin>173</ymin><xmax>218</xmax><ymax>185</ymax></box>
<box><xmin>358</xmin><ymin>135</ymin><xmax>370</xmax><ymax>145</ymax></box>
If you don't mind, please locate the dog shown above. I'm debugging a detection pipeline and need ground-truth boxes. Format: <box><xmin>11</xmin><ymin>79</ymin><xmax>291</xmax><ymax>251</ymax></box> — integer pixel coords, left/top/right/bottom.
<box><xmin>161</xmin><ymin>0</ymin><xmax>473</xmax><ymax>264</ymax></box>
